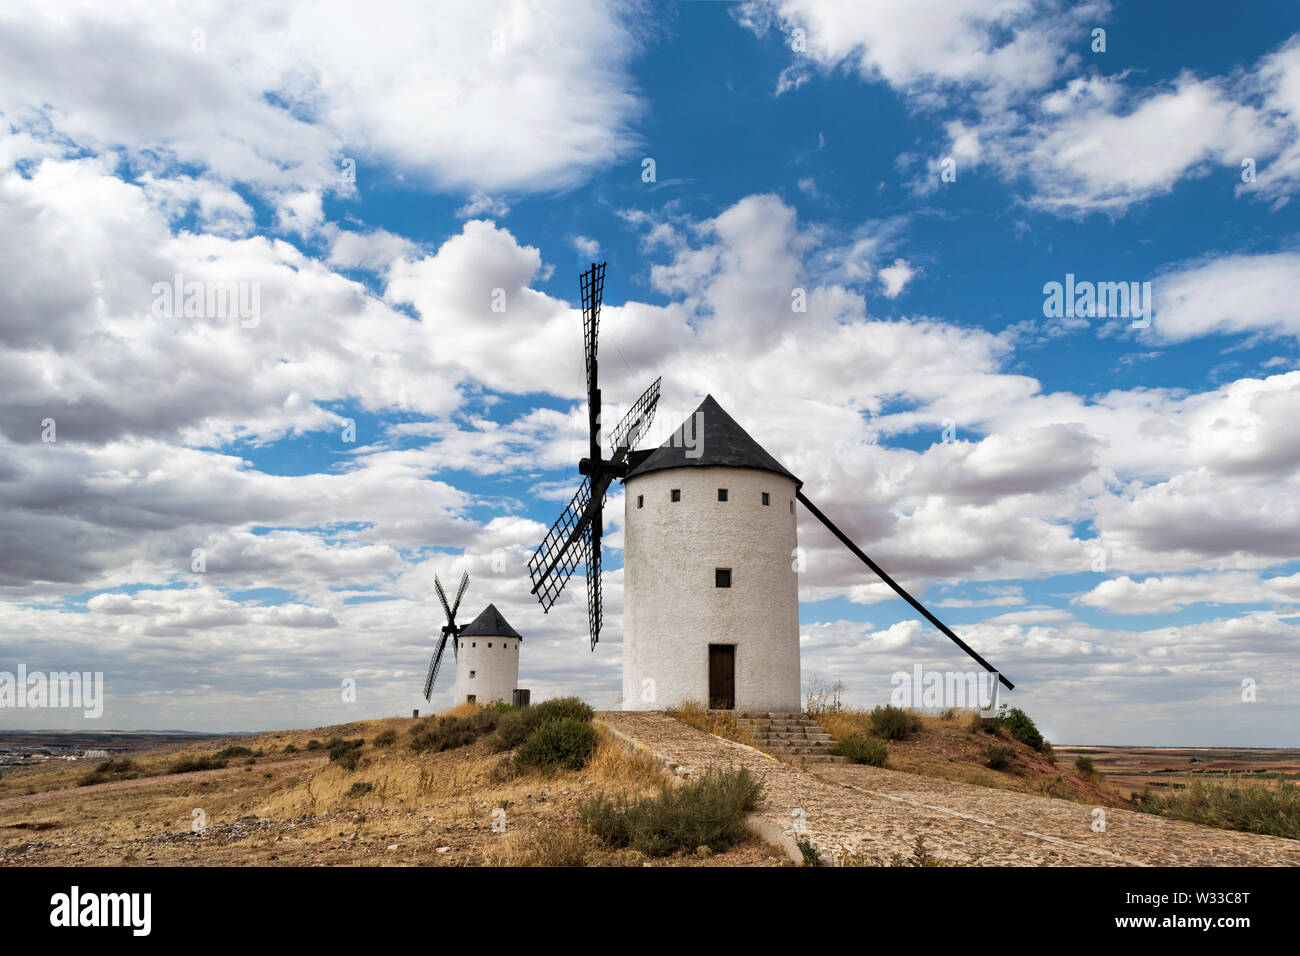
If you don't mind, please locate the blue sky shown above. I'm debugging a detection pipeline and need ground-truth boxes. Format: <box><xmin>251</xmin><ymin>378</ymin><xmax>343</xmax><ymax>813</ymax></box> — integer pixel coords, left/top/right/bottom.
<box><xmin>1</xmin><ymin>0</ymin><xmax>1298</xmax><ymax>745</ymax></box>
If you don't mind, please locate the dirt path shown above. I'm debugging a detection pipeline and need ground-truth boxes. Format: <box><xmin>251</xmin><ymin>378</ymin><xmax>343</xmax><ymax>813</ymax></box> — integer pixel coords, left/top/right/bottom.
<box><xmin>597</xmin><ymin>712</ymin><xmax>1300</xmax><ymax>866</ymax></box>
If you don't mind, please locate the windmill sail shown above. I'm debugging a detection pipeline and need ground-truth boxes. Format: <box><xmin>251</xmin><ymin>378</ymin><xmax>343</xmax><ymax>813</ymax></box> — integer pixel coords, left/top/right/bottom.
<box><xmin>424</xmin><ymin>571</ymin><xmax>470</xmax><ymax>699</ymax></box>
<box><xmin>527</xmin><ymin>263</ymin><xmax>660</xmax><ymax>650</ymax></box>
<box><xmin>423</xmin><ymin>632</ymin><xmax>450</xmax><ymax>700</ymax></box>
<box><xmin>796</xmin><ymin>490</ymin><xmax>1014</xmax><ymax>690</ymax></box>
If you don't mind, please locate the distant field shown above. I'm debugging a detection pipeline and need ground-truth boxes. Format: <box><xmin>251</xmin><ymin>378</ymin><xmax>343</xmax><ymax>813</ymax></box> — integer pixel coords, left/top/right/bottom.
<box><xmin>0</xmin><ymin>730</ymin><xmax>236</xmax><ymax>752</ymax></box>
<box><xmin>1053</xmin><ymin>746</ymin><xmax>1300</xmax><ymax>798</ymax></box>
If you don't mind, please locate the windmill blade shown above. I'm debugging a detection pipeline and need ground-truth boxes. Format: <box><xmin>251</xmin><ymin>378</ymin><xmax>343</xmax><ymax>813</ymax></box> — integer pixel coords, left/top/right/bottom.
<box><xmin>528</xmin><ymin>476</ymin><xmax>597</xmax><ymax>611</ymax></box>
<box><xmin>580</xmin><ymin>262</ymin><xmax>606</xmax><ymax>392</ymax></box>
<box><xmin>450</xmin><ymin>570</ymin><xmax>470</xmax><ymax>618</ymax></box>
<box><xmin>433</xmin><ymin>574</ymin><xmax>452</xmax><ymax>624</ymax></box>
<box><xmin>423</xmin><ymin>632</ymin><xmax>451</xmax><ymax>701</ymax></box>
<box><xmin>797</xmin><ymin>490</ymin><xmax>1015</xmax><ymax>691</ymax></box>
<box><xmin>608</xmin><ymin>376</ymin><xmax>662</xmax><ymax>454</ymax></box>
<box><xmin>586</xmin><ymin>536</ymin><xmax>602</xmax><ymax>650</ymax></box>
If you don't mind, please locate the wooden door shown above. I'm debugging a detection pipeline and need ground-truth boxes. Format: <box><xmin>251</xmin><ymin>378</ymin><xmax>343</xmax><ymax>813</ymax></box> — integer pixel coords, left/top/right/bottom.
<box><xmin>708</xmin><ymin>645</ymin><xmax>735</xmax><ymax>710</ymax></box>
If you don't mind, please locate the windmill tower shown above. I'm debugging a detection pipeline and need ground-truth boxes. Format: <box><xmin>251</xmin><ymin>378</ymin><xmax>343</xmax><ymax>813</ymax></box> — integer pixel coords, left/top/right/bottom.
<box><xmin>621</xmin><ymin>396</ymin><xmax>801</xmax><ymax>711</ymax></box>
<box><xmin>451</xmin><ymin>604</ymin><xmax>523</xmax><ymax>705</ymax></box>
<box><xmin>527</xmin><ymin>262</ymin><xmax>1015</xmax><ymax>713</ymax></box>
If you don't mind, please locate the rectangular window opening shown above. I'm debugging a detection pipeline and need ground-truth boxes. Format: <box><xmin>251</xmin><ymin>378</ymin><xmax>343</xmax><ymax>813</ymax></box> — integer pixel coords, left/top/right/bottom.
<box><xmin>715</xmin><ymin>568</ymin><xmax>732</xmax><ymax>588</ymax></box>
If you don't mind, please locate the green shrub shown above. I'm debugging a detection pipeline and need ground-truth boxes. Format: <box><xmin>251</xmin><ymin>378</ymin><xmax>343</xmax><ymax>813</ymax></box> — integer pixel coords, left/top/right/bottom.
<box><xmin>1075</xmin><ymin>755</ymin><xmax>1097</xmax><ymax>778</ymax></box>
<box><xmin>283</xmin><ymin>743</ymin><xmax>298</xmax><ymax>753</ymax></box>
<box><xmin>832</xmin><ymin>734</ymin><xmax>888</xmax><ymax>767</ymax></box>
<box><xmin>995</xmin><ymin>706</ymin><xmax>1044</xmax><ymax>752</ymax></box>
<box><xmin>488</xmin><ymin>697</ymin><xmax>595</xmax><ymax>753</ymax></box>
<box><xmin>215</xmin><ymin>745</ymin><xmax>253</xmax><ymax>759</ymax></box>
<box><xmin>580</xmin><ymin>767</ymin><xmax>764</xmax><ymax>856</ymax></box>
<box><xmin>79</xmin><ymin>757</ymin><xmax>140</xmax><ymax>787</ymax></box>
<box><xmin>985</xmin><ymin>744</ymin><xmax>1016</xmax><ymax>771</ymax></box>
<box><xmin>514</xmin><ymin>717</ymin><xmax>598</xmax><ymax>772</ymax></box>
<box><xmin>796</xmin><ymin>836</ymin><xmax>824</xmax><ymax>866</ymax></box>
<box><xmin>305</xmin><ymin>739</ymin><xmax>324</xmax><ymax>751</ymax></box>
<box><xmin>327</xmin><ymin>738</ymin><xmax>364</xmax><ymax>771</ymax></box>
<box><xmin>868</xmin><ymin>705</ymin><xmax>922</xmax><ymax>741</ymax></box>
<box><xmin>409</xmin><ymin>710</ymin><xmax>500</xmax><ymax>753</ymax></box>
<box><xmin>346</xmin><ymin>781</ymin><xmax>373</xmax><ymax>798</ymax></box>
<box><xmin>169</xmin><ymin>756</ymin><xmax>228</xmax><ymax>775</ymax></box>
<box><xmin>372</xmin><ymin>729</ymin><xmax>398</xmax><ymax>748</ymax></box>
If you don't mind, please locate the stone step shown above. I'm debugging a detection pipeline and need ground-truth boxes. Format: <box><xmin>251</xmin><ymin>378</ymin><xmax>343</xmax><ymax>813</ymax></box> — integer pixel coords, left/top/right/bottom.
<box><xmin>746</xmin><ymin>730</ymin><xmax>833</xmax><ymax>740</ymax></box>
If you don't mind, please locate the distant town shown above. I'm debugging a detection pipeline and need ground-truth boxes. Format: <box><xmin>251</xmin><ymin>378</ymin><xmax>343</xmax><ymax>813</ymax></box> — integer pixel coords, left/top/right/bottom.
<box><xmin>0</xmin><ymin>730</ymin><xmax>240</xmax><ymax>772</ymax></box>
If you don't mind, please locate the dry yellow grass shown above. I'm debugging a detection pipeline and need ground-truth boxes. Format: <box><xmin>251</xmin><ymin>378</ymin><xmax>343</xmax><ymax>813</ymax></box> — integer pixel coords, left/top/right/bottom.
<box><xmin>666</xmin><ymin>700</ymin><xmax>754</xmax><ymax>747</ymax></box>
<box><xmin>1</xmin><ymin>711</ymin><xmax>794</xmax><ymax>867</ymax></box>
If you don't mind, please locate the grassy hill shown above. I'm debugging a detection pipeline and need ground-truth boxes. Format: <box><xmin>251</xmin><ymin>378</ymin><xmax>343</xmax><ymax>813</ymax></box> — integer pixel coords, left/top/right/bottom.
<box><xmin>0</xmin><ymin>705</ymin><xmax>789</xmax><ymax>867</ymax></box>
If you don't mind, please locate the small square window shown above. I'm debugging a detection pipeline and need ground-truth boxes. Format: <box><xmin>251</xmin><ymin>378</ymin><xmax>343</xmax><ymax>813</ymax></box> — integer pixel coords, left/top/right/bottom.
<box><xmin>472</xmin><ymin>642</ymin><xmax>477</xmax><ymax>648</ymax></box>
<box><xmin>469</xmin><ymin>670</ymin><xmax>476</xmax><ymax>679</ymax></box>
<box><xmin>715</xmin><ymin>568</ymin><xmax>732</xmax><ymax>588</ymax></box>
<box><xmin>637</xmin><ymin>494</ymin><xmax>644</xmax><ymax>509</ymax></box>
<box><xmin>488</xmin><ymin>642</ymin><xmax>492</xmax><ymax>648</ymax></box>
<box><xmin>717</xmin><ymin>488</ymin><xmax>728</xmax><ymax>502</ymax></box>
<box><xmin>762</xmin><ymin>492</ymin><xmax>770</xmax><ymax>506</ymax></box>
<box><xmin>671</xmin><ymin>489</ymin><xmax>681</xmax><ymax>502</ymax></box>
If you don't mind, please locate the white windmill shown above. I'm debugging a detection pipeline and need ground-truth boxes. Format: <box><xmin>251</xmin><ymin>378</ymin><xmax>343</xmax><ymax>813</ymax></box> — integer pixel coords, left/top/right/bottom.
<box><xmin>423</xmin><ymin>573</ymin><xmax>525</xmax><ymax>707</ymax></box>
<box><xmin>527</xmin><ymin>262</ymin><xmax>1014</xmax><ymax>713</ymax></box>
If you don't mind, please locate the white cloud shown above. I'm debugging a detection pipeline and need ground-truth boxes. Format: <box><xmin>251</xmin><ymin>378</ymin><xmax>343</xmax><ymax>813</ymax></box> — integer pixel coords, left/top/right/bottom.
<box><xmin>1078</xmin><ymin>571</ymin><xmax>1300</xmax><ymax>614</ymax></box>
<box><xmin>0</xmin><ymin>0</ymin><xmax>647</xmax><ymax>196</ymax></box>
<box><xmin>877</xmin><ymin>257</ymin><xmax>915</xmax><ymax>298</ymax></box>
<box><xmin>456</xmin><ymin>192</ymin><xmax>511</xmax><ymax>219</ymax></box>
<box><xmin>1151</xmin><ymin>252</ymin><xmax>1300</xmax><ymax>343</ymax></box>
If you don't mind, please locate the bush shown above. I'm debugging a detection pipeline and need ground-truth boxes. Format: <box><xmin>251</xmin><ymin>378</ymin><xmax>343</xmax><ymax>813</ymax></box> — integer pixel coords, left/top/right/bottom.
<box><xmin>305</xmin><ymin>739</ymin><xmax>324</xmax><ymax>751</ymax></box>
<box><xmin>868</xmin><ymin>705</ymin><xmax>922</xmax><ymax>741</ymax></box>
<box><xmin>1075</xmin><ymin>755</ymin><xmax>1097</xmax><ymax>778</ymax></box>
<box><xmin>169</xmin><ymin>756</ymin><xmax>228</xmax><ymax>775</ymax></box>
<box><xmin>372</xmin><ymin>729</ymin><xmax>397</xmax><ymax>748</ymax></box>
<box><xmin>514</xmin><ymin>717</ymin><xmax>598</xmax><ymax>772</ymax></box>
<box><xmin>345</xmin><ymin>781</ymin><xmax>373</xmax><ymax>798</ymax></box>
<box><xmin>283</xmin><ymin>743</ymin><xmax>298</xmax><ymax>753</ymax></box>
<box><xmin>985</xmin><ymin>744</ymin><xmax>1016</xmax><ymax>771</ymax></box>
<box><xmin>1131</xmin><ymin>780</ymin><xmax>1300</xmax><ymax>840</ymax></box>
<box><xmin>968</xmin><ymin>713</ymin><xmax>1002</xmax><ymax>736</ymax></box>
<box><xmin>832</xmin><ymin>734</ymin><xmax>888</xmax><ymax>767</ymax></box>
<box><xmin>214</xmin><ymin>745</ymin><xmax>253</xmax><ymax>759</ymax></box>
<box><xmin>581</xmin><ymin>767</ymin><xmax>763</xmax><ymax>856</ymax></box>
<box><xmin>488</xmin><ymin>697</ymin><xmax>594</xmax><ymax>753</ymax></box>
<box><xmin>327</xmin><ymin>738</ymin><xmax>364</xmax><ymax>771</ymax></box>
<box><xmin>409</xmin><ymin>709</ymin><xmax>500</xmax><ymax>753</ymax></box>
<box><xmin>996</xmin><ymin>706</ymin><xmax>1044</xmax><ymax>752</ymax></box>
<box><xmin>79</xmin><ymin>757</ymin><xmax>140</xmax><ymax>787</ymax></box>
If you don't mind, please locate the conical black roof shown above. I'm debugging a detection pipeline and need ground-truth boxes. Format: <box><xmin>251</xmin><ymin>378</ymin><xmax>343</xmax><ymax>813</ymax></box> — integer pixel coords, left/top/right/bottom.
<box><xmin>458</xmin><ymin>603</ymin><xmax>523</xmax><ymax>640</ymax></box>
<box><xmin>624</xmin><ymin>394</ymin><xmax>800</xmax><ymax>487</ymax></box>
